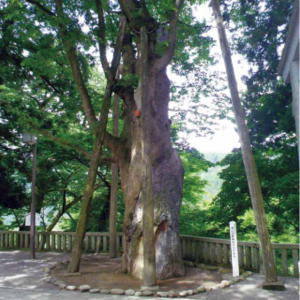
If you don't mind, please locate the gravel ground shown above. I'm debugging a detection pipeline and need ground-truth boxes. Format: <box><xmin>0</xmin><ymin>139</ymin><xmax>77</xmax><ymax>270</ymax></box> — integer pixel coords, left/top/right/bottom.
<box><xmin>0</xmin><ymin>251</ymin><xmax>298</xmax><ymax>300</ymax></box>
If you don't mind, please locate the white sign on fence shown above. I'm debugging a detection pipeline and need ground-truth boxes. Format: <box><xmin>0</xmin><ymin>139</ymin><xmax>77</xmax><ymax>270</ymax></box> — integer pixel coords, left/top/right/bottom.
<box><xmin>25</xmin><ymin>213</ymin><xmax>41</xmax><ymax>226</ymax></box>
<box><xmin>229</xmin><ymin>221</ymin><xmax>239</xmax><ymax>277</ymax></box>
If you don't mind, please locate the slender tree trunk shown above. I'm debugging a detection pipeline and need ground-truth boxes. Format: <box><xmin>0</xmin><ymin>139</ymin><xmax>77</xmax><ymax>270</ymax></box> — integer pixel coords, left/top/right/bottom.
<box><xmin>211</xmin><ymin>0</ymin><xmax>284</xmax><ymax>289</ymax></box>
<box><xmin>68</xmin><ymin>146</ymin><xmax>102</xmax><ymax>272</ymax></box>
<box><xmin>140</xmin><ymin>27</ymin><xmax>156</xmax><ymax>287</ymax></box>
<box><xmin>30</xmin><ymin>142</ymin><xmax>37</xmax><ymax>259</ymax></box>
<box><xmin>109</xmin><ymin>94</ymin><xmax>119</xmax><ymax>258</ymax></box>
<box><xmin>36</xmin><ymin>196</ymin><xmax>80</xmax><ymax>251</ymax></box>
<box><xmin>68</xmin><ymin>86</ymin><xmax>113</xmax><ymax>273</ymax></box>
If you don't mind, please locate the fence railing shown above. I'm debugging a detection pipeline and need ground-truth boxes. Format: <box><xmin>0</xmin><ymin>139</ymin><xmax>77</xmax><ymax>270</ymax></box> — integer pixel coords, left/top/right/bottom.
<box><xmin>181</xmin><ymin>235</ymin><xmax>299</xmax><ymax>277</ymax></box>
<box><xmin>0</xmin><ymin>231</ymin><xmax>298</xmax><ymax>277</ymax></box>
<box><xmin>0</xmin><ymin>231</ymin><xmax>123</xmax><ymax>254</ymax></box>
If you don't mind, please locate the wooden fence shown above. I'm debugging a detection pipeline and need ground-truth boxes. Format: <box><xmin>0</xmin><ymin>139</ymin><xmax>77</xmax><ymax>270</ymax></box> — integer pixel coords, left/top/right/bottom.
<box><xmin>0</xmin><ymin>231</ymin><xmax>298</xmax><ymax>277</ymax></box>
<box><xmin>0</xmin><ymin>231</ymin><xmax>123</xmax><ymax>254</ymax></box>
<box><xmin>181</xmin><ymin>235</ymin><xmax>299</xmax><ymax>277</ymax></box>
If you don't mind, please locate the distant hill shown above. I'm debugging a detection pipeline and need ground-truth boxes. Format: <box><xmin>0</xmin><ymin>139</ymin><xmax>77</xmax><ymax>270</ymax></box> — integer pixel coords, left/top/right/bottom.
<box><xmin>199</xmin><ymin>152</ymin><xmax>228</xmax><ymax>206</ymax></box>
<box><xmin>202</xmin><ymin>152</ymin><xmax>227</xmax><ymax>163</ymax></box>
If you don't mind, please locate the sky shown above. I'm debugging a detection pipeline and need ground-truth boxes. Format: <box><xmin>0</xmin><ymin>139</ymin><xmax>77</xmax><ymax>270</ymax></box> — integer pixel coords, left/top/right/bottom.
<box><xmin>169</xmin><ymin>2</ymin><xmax>249</xmax><ymax>155</ymax></box>
<box><xmin>189</xmin><ymin>121</ymin><xmax>240</xmax><ymax>154</ymax></box>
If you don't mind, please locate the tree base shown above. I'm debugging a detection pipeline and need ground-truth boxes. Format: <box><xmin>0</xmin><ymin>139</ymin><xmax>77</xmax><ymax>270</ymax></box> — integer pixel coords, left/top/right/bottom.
<box><xmin>261</xmin><ymin>281</ymin><xmax>286</xmax><ymax>291</ymax></box>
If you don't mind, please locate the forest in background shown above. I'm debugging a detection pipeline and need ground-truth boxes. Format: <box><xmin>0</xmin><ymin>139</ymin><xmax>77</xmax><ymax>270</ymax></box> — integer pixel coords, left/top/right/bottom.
<box><xmin>0</xmin><ymin>0</ymin><xmax>298</xmax><ymax>244</ymax></box>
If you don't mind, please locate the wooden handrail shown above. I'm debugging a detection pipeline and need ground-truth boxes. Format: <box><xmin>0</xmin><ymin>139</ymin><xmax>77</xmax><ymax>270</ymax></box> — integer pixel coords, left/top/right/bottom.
<box><xmin>0</xmin><ymin>231</ymin><xmax>298</xmax><ymax>277</ymax></box>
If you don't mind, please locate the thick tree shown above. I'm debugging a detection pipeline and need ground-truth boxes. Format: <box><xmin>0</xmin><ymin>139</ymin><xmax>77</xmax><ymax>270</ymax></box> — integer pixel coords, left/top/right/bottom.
<box><xmin>108</xmin><ymin>0</ymin><xmax>186</xmax><ymax>280</ymax></box>
<box><xmin>0</xmin><ymin>0</ymin><xmax>212</xmax><ymax>280</ymax></box>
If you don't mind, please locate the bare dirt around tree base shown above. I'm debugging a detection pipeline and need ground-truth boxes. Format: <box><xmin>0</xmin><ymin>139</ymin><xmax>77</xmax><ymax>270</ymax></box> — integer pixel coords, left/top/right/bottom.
<box><xmin>52</xmin><ymin>254</ymin><xmax>223</xmax><ymax>291</ymax></box>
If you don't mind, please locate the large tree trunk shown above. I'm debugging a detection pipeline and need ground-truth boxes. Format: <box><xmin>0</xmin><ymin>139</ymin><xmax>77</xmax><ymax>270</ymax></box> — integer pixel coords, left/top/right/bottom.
<box><xmin>119</xmin><ymin>67</ymin><xmax>185</xmax><ymax>280</ymax></box>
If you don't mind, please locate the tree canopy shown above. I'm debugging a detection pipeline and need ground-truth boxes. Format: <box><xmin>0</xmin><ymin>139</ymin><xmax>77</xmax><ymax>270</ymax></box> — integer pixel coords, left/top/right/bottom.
<box><xmin>0</xmin><ymin>0</ymin><xmax>297</xmax><ymax>249</ymax></box>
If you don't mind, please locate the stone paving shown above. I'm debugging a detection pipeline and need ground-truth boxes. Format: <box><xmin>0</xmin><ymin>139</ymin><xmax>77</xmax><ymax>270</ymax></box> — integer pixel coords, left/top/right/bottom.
<box><xmin>0</xmin><ymin>251</ymin><xmax>298</xmax><ymax>300</ymax></box>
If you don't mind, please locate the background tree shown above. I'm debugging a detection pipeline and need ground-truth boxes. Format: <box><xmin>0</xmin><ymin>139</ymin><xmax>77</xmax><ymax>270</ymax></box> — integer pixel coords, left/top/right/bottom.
<box><xmin>212</xmin><ymin>0</ymin><xmax>280</xmax><ymax>285</ymax></box>
<box><xmin>209</xmin><ymin>0</ymin><xmax>298</xmax><ymax>245</ymax></box>
<box><xmin>179</xmin><ymin>149</ymin><xmax>212</xmax><ymax>235</ymax></box>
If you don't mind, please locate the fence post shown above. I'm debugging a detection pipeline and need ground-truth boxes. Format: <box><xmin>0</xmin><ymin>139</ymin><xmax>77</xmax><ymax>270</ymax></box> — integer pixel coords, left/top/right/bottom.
<box><xmin>292</xmin><ymin>249</ymin><xmax>299</xmax><ymax>276</ymax></box>
<box><xmin>229</xmin><ymin>221</ymin><xmax>239</xmax><ymax>277</ymax></box>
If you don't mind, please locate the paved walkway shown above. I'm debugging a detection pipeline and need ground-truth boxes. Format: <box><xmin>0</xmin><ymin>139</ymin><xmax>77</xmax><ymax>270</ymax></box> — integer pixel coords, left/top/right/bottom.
<box><xmin>0</xmin><ymin>251</ymin><xmax>298</xmax><ymax>300</ymax></box>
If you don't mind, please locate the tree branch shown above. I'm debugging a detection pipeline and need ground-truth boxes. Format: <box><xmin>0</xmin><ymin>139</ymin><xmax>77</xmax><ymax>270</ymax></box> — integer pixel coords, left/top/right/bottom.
<box><xmin>118</xmin><ymin>0</ymin><xmax>156</xmax><ymax>32</ymax></box>
<box><xmin>11</xmin><ymin>209</ymin><xmax>21</xmax><ymax>228</ymax></box>
<box><xmin>153</xmin><ymin>0</ymin><xmax>185</xmax><ymax>71</ymax></box>
<box><xmin>40</xmin><ymin>75</ymin><xmax>61</xmax><ymax>94</ymax></box>
<box><xmin>33</xmin><ymin>127</ymin><xmax>92</xmax><ymax>160</ymax></box>
<box><xmin>95</xmin><ymin>1</ymin><xmax>126</xmax><ymax>82</ymax></box>
<box><xmin>47</xmin><ymin>195</ymin><xmax>81</xmax><ymax>232</ymax></box>
<box><xmin>95</xmin><ymin>0</ymin><xmax>111</xmax><ymax>80</ymax></box>
<box><xmin>110</xmin><ymin>16</ymin><xmax>127</xmax><ymax>78</ymax></box>
<box><xmin>25</xmin><ymin>0</ymin><xmax>56</xmax><ymax>17</ymax></box>
<box><xmin>118</xmin><ymin>0</ymin><xmax>140</xmax><ymax>24</ymax></box>
<box><xmin>96</xmin><ymin>170</ymin><xmax>111</xmax><ymax>189</ymax></box>
<box><xmin>55</xmin><ymin>0</ymin><xmax>97</xmax><ymax>129</ymax></box>
<box><xmin>66</xmin><ymin>211</ymin><xmax>76</xmax><ymax>223</ymax></box>
<box><xmin>94</xmin><ymin>17</ymin><xmax>126</xmax><ymax>123</ymax></box>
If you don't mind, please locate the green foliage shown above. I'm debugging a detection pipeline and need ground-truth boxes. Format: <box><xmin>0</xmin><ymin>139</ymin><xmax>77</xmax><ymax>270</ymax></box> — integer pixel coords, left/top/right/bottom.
<box><xmin>179</xmin><ymin>148</ymin><xmax>213</xmax><ymax>236</ymax></box>
<box><xmin>118</xmin><ymin>74</ymin><xmax>139</xmax><ymax>89</ymax></box>
<box><xmin>181</xmin><ymin>148</ymin><xmax>211</xmax><ymax>205</ymax></box>
<box><xmin>206</xmin><ymin>0</ymin><xmax>298</xmax><ymax>243</ymax></box>
<box><xmin>245</xmin><ymin>83</ymin><xmax>295</xmax><ymax>147</ymax></box>
<box><xmin>0</xmin><ymin>160</ymin><xmax>27</xmax><ymax>209</ymax></box>
<box><xmin>0</xmin><ymin>0</ymin><xmax>296</xmax><ymax>248</ymax></box>
<box><xmin>210</xmin><ymin>146</ymin><xmax>298</xmax><ymax>240</ymax></box>
<box><xmin>221</xmin><ymin>0</ymin><xmax>294</xmax><ymax>91</ymax></box>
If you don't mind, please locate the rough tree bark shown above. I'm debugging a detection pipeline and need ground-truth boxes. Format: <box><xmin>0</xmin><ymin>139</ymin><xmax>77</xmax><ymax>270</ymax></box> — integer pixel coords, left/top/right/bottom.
<box><xmin>109</xmin><ymin>94</ymin><xmax>119</xmax><ymax>258</ymax></box>
<box><xmin>140</xmin><ymin>26</ymin><xmax>156</xmax><ymax>287</ymax></box>
<box><xmin>112</xmin><ymin>0</ymin><xmax>186</xmax><ymax>281</ymax></box>
<box><xmin>119</xmin><ymin>67</ymin><xmax>185</xmax><ymax>280</ymax></box>
<box><xmin>211</xmin><ymin>0</ymin><xmax>284</xmax><ymax>290</ymax></box>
